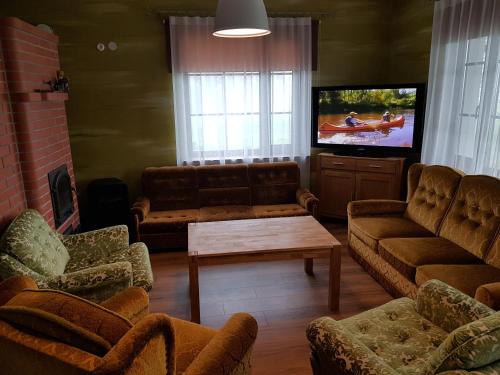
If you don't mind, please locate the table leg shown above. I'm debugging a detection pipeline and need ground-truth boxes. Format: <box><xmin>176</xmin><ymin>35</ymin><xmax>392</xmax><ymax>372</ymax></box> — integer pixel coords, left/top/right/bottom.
<box><xmin>189</xmin><ymin>256</ymin><xmax>200</xmax><ymax>323</ymax></box>
<box><xmin>328</xmin><ymin>247</ymin><xmax>341</xmax><ymax>311</ymax></box>
<box><xmin>304</xmin><ymin>258</ymin><xmax>314</xmax><ymax>275</ymax></box>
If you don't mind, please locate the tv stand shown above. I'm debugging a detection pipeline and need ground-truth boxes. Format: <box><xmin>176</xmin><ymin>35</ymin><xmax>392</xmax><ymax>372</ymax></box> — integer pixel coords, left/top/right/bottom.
<box><xmin>317</xmin><ymin>153</ymin><xmax>405</xmax><ymax>219</ymax></box>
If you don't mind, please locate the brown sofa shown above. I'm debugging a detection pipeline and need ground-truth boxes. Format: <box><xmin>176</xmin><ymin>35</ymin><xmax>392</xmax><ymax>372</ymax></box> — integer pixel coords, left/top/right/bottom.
<box><xmin>348</xmin><ymin>163</ymin><xmax>500</xmax><ymax>309</ymax></box>
<box><xmin>132</xmin><ymin>162</ymin><xmax>319</xmax><ymax>250</ymax></box>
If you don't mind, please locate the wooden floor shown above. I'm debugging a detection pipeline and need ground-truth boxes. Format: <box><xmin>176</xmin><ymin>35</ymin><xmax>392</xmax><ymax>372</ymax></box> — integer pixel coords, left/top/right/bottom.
<box><xmin>149</xmin><ymin>220</ymin><xmax>393</xmax><ymax>375</ymax></box>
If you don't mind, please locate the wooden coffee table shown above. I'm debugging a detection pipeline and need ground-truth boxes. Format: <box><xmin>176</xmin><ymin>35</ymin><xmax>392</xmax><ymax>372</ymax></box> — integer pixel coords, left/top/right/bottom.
<box><xmin>187</xmin><ymin>216</ymin><xmax>341</xmax><ymax>323</ymax></box>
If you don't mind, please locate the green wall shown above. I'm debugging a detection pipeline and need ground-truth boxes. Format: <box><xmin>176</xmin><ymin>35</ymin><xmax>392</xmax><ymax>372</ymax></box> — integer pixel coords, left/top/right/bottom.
<box><xmin>0</xmin><ymin>0</ymin><xmax>434</xmax><ymax>211</ymax></box>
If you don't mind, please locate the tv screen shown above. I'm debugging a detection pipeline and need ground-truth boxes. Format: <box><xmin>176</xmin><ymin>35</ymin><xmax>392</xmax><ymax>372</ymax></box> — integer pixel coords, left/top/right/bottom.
<box><xmin>312</xmin><ymin>84</ymin><xmax>426</xmax><ymax>154</ymax></box>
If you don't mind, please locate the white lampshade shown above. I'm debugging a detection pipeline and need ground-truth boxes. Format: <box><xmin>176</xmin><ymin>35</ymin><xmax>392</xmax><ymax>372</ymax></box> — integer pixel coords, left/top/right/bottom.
<box><xmin>214</xmin><ymin>0</ymin><xmax>271</xmax><ymax>38</ymax></box>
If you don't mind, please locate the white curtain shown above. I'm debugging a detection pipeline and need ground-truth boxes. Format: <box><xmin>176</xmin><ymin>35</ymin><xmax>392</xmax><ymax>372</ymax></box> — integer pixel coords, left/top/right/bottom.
<box><xmin>422</xmin><ymin>0</ymin><xmax>500</xmax><ymax>177</ymax></box>
<box><xmin>170</xmin><ymin>17</ymin><xmax>312</xmax><ymax>184</ymax></box>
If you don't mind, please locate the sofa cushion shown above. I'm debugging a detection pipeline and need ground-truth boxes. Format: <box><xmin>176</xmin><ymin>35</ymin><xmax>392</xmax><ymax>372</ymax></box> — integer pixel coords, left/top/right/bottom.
<box><xmin>253</xmin><ymin>204</ymin><xmax>309</xmax><ymax>219</ymax></box>
<box><xmin>379</xmin><ymin>237</ymin><xmax>483</xmax><ymax>281</ymax></box>
<box><xmin>405</xmin><ymin>165</ymin><xmax>463</xmax><ymax>234</ymax></box>
<box><xmin>415</xmin><ymin>264</ymin><xmax>500</xmax><ymax>297</ymax></box>
<box><xmin>0</xmin><ymin>209</ymin><xmax>69</xmax><ymax>277</ymax></box>
<box><xmin>439</xmin><ymin>175</ymin><xmax>500</xmax><ymax>260</ymax></box>
<box><xmin>248</xmin><ymin>162</ymin><xmax>299</xmax><ymax>205</ymax></box>
<box><xmin>349</xmin><ymin>216</ymin><xmax>434</xmax><ymax>251</ymax></box>
<box><xmin>197</xmin><ymin>164</ymin><xmax>248</xmax><ymax>188</ymax></box>
<box><xmin>5</xmin><ymin>289</ymin><xmax>132</xmax><ymax>345</ymax></box>
<box><xmin>142</xmin><ymin>167</ymin><xmax>199</xmax><ymax>211</ymax></box>
<box><xmin>139</xmin><ymin>209</ymin><xmax>199</xmax><ymax>234</ymax></box>
<box><xmin>199</xmin><ymin>206</ymin><xmax>255</xmax><ymax>222</ymax></box>
<box><xmin>430</xmin><ymin>312</ymin><xmax>500</xmax><ymax>372</ymax></box>
<box><xmin>340</xmin><ymin>297</ymin><xmax>448</xmax><ymax>372</ymax></box>
<box><xmin>199</xmin><ymin>187</ymin><xmax>251</xmax><ymax>207</ymax></box>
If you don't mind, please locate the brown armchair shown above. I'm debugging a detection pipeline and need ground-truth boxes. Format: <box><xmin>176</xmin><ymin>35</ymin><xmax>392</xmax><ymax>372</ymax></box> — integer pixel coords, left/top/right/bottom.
<box><xmin>0</xmin><ymin>276</ymin><xmax>258</xmax><ymax>375</ymax></box>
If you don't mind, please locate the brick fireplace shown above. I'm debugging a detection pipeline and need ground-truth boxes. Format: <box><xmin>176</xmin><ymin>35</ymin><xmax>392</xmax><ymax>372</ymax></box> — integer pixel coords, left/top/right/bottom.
<box><xmin>0</xmin><ymin>17</ymin><xmax>79</xmax><ymax>232</ymax></box>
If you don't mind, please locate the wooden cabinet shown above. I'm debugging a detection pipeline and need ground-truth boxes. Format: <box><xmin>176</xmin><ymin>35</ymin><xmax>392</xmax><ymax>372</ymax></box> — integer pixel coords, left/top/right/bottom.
<box><xmin>317</xmin><ymin>153</ymin><xmax>405</xmax><ymax>219</ymax></box>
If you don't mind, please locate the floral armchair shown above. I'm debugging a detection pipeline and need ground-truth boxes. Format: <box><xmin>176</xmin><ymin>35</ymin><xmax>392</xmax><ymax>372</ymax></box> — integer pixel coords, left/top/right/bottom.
<box><xmin>307</xmin><ymin>279</ymin><xmax>500</xmax><ymax>375</ymax></box>
<box><xmin>0</xmin><ymin>209</ymin><xmax>153</xmax><ymax>302</ymax></box>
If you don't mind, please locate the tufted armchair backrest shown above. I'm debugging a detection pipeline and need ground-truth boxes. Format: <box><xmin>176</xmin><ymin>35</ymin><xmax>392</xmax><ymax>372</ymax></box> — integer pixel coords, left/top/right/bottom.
<box><xmin>405</xmin><ymin>165</ymin><xmax>463</xmax><ymax>234</ymax></box>
<box><xmin>439</xmin><ymin>175</ymin><xmax>500</xmax><ymax>260</ymax></box>
<box><xmin>0</xmin><ymin>209</ymin><xmax>69</xmax><ymax>277</ymax></box>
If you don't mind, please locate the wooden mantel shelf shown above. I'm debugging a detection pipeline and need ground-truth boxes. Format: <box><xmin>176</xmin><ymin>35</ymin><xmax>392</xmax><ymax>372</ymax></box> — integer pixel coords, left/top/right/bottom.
<box><xmin>13</xmin><ymin>92</ymin><xmax>69</xmax><ymax>102</ymax></box>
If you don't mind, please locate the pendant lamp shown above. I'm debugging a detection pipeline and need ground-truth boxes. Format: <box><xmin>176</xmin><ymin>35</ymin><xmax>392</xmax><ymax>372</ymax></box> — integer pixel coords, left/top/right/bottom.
<box><xmin>213</xmin><ymin>0</ymin><xmax>271</xmax><ymax>38</ymax></box>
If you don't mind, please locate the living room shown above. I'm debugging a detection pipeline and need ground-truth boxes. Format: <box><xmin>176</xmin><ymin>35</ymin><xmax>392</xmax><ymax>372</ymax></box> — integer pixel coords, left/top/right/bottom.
<box><xmin>0</xmin><ymin>0</ymin><xmax>499</xmax><ymax>374</ymax></box>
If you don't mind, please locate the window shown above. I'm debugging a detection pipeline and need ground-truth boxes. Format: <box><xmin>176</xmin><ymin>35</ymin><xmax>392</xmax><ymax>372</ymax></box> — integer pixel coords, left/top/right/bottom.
<box><xmin>186</xmin><ymin>70</ymin><xmax>294</xmax><ymax>160</ymax></box>
<box><xmin>422</xmin><ymin>0</ymin><xmax>500</xmax><ymax>177</ymax></box>
<box><xmin>170</xmin><ymin>17</ymin><xmax>312</xmax><ymax>166</ymax></box>
<box><xmin>456</xmin><ymin>36</ymin><xmax>500</xmax><ymax>170</ymax></box>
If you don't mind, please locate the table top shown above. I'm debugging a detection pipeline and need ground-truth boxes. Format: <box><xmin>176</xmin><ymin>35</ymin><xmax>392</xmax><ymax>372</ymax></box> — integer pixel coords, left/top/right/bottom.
<box><xmin>188</xmin><ymin>216</ymin><xmax>340</xmax><ymax>257</ymax></box>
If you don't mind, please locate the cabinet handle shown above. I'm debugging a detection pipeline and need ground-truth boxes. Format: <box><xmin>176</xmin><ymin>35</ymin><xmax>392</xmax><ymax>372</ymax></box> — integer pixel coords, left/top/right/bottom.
<box><xmin>332</xmin><ymin>162</ymin><xmax>344</xmax><ymax>165</ymax></box>
<box><xmin>368</xmin><ymin>164</ymin><xmax>382</xmax><ymax>168</ymax></box>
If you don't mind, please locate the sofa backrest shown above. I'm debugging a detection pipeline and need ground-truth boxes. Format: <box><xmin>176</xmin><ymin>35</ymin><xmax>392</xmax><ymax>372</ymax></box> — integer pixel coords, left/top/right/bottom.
<box><xmin>142</xmin><ymin>166</ymin><xmax>199</xmax><ymax>211</ymax></box>
<box><xmin>405</xmin><ymin>165</ymin><xmax>463</xmax><ymax>234</ymax></box>
<box><xmin>0</xmin><ymin>209</ymin><xmax>69</xmax><ymax>277</ymax></box>
<box><xmin>248</xmin><ymin>162</ymin><xmax>299</xmax><ymax>205</ymax></box>
<box><xmin>197</xmin><ymin>164</ymin><xmax>251</xmax><ymax>207</ymax></box>
<box><xmin>142</xmin><ymin>162</ymin><xmax>302</xmax><ymax>208</ymax></box>
<box><xmin>439</xmin><ymin>175</ymin><xmax>500</xmax><ymax>260</ymax></box>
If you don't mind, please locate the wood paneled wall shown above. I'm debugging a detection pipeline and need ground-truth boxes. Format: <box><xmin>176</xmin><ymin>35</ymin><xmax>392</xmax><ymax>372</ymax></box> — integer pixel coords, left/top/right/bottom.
<box><xmin>0</xmin><ymin>0</ymin><xmax>434</xmax><ymax>210</ymax></box>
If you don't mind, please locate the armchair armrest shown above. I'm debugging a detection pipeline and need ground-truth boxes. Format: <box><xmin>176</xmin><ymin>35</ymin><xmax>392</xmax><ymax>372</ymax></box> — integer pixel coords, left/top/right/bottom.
<box><xmin>0</xmin><ymin>254</ymin><xmax>45</xmax><ymax>284</ymax></box>
<box><xmin>101</xmin><ymin>286</ymin><xmax>149</xmax><ymax>324</ymax></box>
<box><xmin>296</xmin><ymin>188</ymin><xmax>319</xmax><ymax>218</ymax></box>
<box><xmin>348</xmin><ymin>200</ymin><xmax>407</xmax><ymax>218</ymax></box>
<box><xmin>95</xmin><ymin>313</ymin><xmax>175</xmax><ymax>375</ymax></box>
<box><xmin>132</xmin><ymin>197</ymin><xmax>150</xmax><ymax>222</ymax></box>
<box><xmin>0</xmin><ymin>276</ymin><xmax>38</xmax><ymax>305</ymax></box>
<box><xmin>184</xmin><ymin>312</ymin><xmax>258</xmax><ymax>375</ymax></box>
<box><xmin>416</xmin><ymin>279</ymin><xmax>494</xmax><ymax>333</ymax></box>
<box><xmin>475</xmin><ymin>282</ymin><xmax>500</xmax><ymax>310</ymax></box>
<box><xmin>307</xmin><ymin>317</ymin><xmax>399</xmax><ymax>375</ymax></box>
<box><xmin>61</xmin><ymin>225</ymin><xmax>129</xmax><ymax>257</ymax></box>
<box><xmin>44</xmin><ymin>262</ymin><xmax>133</xmax><ymax>302</ymax></box>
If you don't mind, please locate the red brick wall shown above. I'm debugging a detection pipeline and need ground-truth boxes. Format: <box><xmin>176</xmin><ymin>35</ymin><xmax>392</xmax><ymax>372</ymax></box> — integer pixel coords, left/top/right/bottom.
<box><xmin>0</xmin><ymin>17</ymin><xmax>79</xmax><ymax>232</ymax></box>
<box><xmin>0</xmin><ymin>41</ymin><xmax>26</xmax><ymax>232</ymax></box>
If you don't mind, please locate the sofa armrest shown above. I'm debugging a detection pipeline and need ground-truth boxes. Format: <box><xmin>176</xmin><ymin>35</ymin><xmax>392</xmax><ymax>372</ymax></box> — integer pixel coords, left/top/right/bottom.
<box><xmin>307</xmin><ymin>317</ymin><xmax>399</xmax><ymax>375</ymax></box>
<box><xmin>132</xmin><ymin>197</ymin><xmax>150</xmax><ymax>222</ymax></box>
<box><xmin>416</xmin><ymin>280</ymin><xmax>494</xmax><ymax>333</ymax></box>
<box><xmin>101</xmin><ymin>286</ymin><xmax>149</xmax><ymax>324</ymax></box>
<box><xmin>95</xmin><ymin>313</ymin><xmax>175</xmax><ymax>375</ymax></box>
<box><xmin>296</xmin><ymin>188</ymin><xmax>319</xmax><ymax>218</ymax></box>
<box><xmin>347</xmin><ymin>200</ymin><xmax>407</xmax><ymax>218</ymax></box>
<box><xmin>61</xmin><ymin>225</ymin><xmax>130</xmax><ymax>257</ymax></box>
<box><xmin>0</xmin><ymin>276</ymin><xmax>38</xmax><ymax>305</ymax></box>
<box><xmin>475</xmin><ymin>282</ymin><xmax>500</xmax><ymax>310</ymax></box>
<box><xmin>44</xmin><ymin>262</ymin><xmax>133</xmax><ymax>302</ymax></box>
<box><xmin>184</xmin><ymin>312</ymin><xmax>258</xmax><ymax>375</ymax></box>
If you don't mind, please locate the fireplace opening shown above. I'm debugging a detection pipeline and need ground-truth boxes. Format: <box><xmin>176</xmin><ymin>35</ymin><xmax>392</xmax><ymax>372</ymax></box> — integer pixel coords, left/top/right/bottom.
<box><xmin>48</xmin><ymin>165</ymin><xmax>74</xmax><ymax>228</ymax></box>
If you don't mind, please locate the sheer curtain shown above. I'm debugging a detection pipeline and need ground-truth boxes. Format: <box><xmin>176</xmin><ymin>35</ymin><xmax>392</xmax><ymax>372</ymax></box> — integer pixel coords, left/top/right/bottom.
<box><xmin>422</xmin><ymin>0</ymin><xmax>500</xmax><ymax>177</ymax></box>
<box><xmin>170</xmin><ymin>17</ymin><xmax>312</xmax><ymax>183</ymax></box>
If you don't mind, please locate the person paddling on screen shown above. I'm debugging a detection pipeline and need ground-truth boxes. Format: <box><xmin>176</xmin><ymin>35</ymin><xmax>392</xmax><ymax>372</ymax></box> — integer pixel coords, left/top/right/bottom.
<box><xmin>382</xmin><ymin>111</ymin><xmax>393</xmax><ymax>122</ymax></box>
<box><xmin>345</xmin><ymin>112</ymin><xmax>365</xmax><ymax>127</ymax></box>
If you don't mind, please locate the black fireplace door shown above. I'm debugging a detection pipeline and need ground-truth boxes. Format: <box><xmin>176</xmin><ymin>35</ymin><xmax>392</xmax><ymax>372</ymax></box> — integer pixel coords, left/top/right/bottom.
<box><xmin>48</xmin><ymin>165</ymin><xmax>74</xmax><ymax>228</ymax></box>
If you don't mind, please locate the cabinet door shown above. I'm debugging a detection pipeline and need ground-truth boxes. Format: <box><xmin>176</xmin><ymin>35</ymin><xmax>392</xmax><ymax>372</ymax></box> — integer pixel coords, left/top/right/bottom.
<box><xmin>355</xmin><ymin>172</ymin><xmax>397</xmax><ymax>200</ymax></box>
<box><xmin>320</xmin><ymin>170</ymin><xmax>356</xmax><ymax>218</ymax></box>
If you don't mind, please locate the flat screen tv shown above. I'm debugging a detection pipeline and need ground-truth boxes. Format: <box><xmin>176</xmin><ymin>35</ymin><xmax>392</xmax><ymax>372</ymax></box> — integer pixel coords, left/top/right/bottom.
<box><xmin>311</xmin><ymin>83</ymin><xmax>426</xmax><ymax>155</ymax></box>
